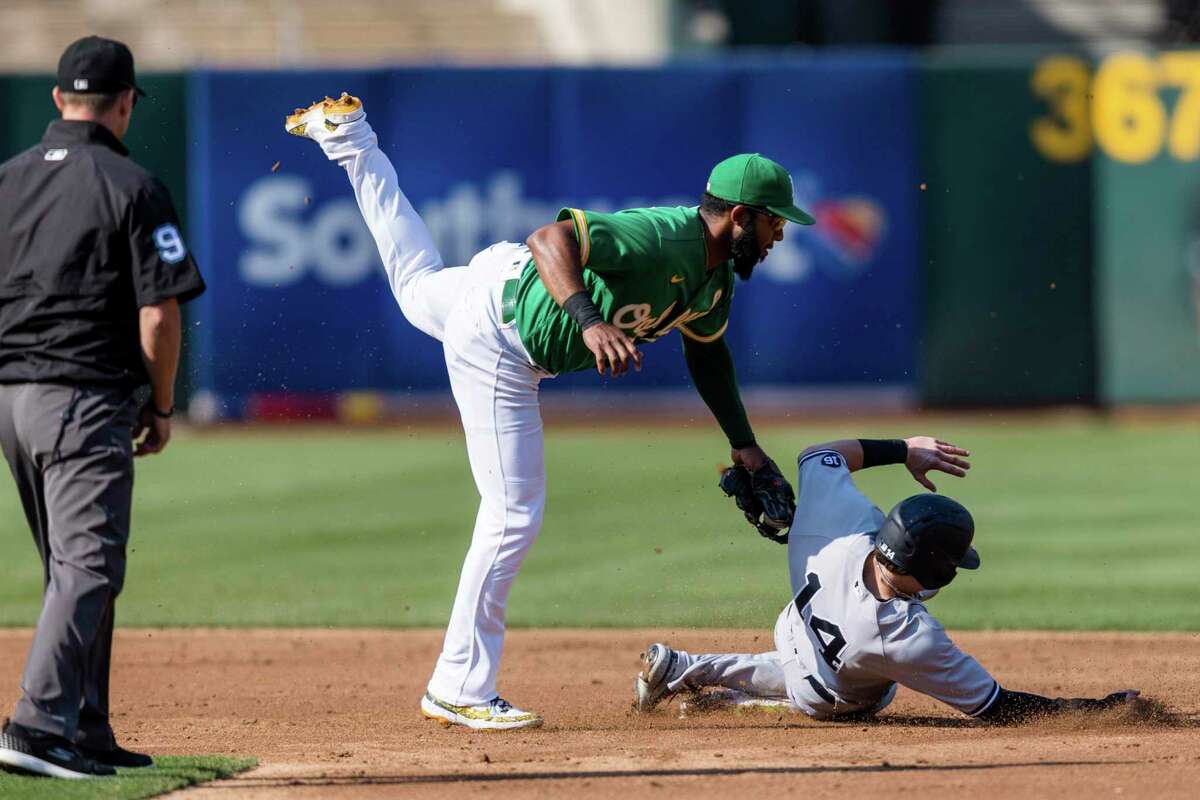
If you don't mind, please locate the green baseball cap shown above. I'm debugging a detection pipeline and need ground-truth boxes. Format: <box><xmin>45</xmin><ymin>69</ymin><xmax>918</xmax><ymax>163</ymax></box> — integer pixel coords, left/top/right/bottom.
<box><xmin>706</xmin><ymin>153</ymin><xmax>815</xmax><ymax>225</ymax></box>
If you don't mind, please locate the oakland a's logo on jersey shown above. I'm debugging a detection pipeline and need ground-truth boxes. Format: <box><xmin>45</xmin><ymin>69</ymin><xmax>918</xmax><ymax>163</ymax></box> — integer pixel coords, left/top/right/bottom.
<box><xmin>611</xmin><ymin>290</ymin><xmax>723</xmax><ymax>341</ymax></box>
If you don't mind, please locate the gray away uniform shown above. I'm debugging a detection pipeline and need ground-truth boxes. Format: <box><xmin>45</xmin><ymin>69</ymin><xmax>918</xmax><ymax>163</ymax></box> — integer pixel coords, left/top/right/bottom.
<box><xmin>667</xmin><ymin>449</ymin><xmax>1000</xmax><ymax>720</ymax></box>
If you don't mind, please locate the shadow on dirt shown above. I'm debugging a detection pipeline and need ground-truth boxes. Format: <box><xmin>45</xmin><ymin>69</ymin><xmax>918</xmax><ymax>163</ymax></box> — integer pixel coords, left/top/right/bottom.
<box><xmin>655</xmin><ymin>694</ymin><xmax>1197</xmax><ymax>731</ymax></box>
<box><xmin>868</xmin><ymin>714</ymin><xmax>979</xmax><ymax>728</ymax></box>
<box><xmin>212</xmin><ymin>759</ymin><xmax>1142</xmax><ymax>788</ymax></box>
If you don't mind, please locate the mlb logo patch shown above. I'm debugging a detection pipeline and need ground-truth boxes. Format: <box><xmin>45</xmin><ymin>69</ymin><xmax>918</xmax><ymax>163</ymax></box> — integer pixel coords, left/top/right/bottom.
<box><xmin>44</xmin><ymin>149</ymin><xmax>68</xmax><ymax>162</ymax></box>
<box><xmin>73</xmin><ymin>78</ymin><xmax>89</xmax><ymax>91</ymax></box>
<box><xmin>821</xmin><ymin>453</ymin><xmax>843</xmax><ymax>468</ymax></box>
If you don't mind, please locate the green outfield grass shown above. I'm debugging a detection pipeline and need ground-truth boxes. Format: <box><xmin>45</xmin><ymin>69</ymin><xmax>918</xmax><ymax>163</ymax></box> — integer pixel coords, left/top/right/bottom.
<box><xmin>0</xmin><ymin>755</ymin><xmax>256</xmax><ymax>798</ymax></box>
<box><xmin>0</xmin><ymin>418</ymin><xmax>1196</xmax><ymax>631</ymax></box>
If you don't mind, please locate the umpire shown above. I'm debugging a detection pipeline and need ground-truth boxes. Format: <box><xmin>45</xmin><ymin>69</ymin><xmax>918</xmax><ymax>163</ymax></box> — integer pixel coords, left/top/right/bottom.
<box><xmin>0</xmin><ymin>37</ymin><xmax>204</xmax><ymax>779</ymax></box>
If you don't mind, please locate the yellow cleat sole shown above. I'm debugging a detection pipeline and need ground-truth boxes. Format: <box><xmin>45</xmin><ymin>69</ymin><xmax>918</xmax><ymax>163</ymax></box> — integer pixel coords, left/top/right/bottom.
<box><xmin>285</xmin><ymin>92</ymin><xmax>363</xmax><ymax>136</ymax></box>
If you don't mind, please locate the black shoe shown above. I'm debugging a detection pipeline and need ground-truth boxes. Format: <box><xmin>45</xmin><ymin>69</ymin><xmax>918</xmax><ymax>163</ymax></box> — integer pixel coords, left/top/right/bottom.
<box><xmin>78</xmin><ymin>742</ymin><xmax>153</xmax><ymax>768</ymax></box>
<box><xmin>0</xmin><ymin>719</ymin><xmax>115</xmax><ymax>779</ymax></box>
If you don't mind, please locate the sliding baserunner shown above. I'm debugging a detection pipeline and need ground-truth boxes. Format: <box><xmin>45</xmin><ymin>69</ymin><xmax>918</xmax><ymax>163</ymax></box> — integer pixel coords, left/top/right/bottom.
<box><xmin>635</xmin><ymin>435</ymin><xmax>1140</xmax><ymax>723</ymax></box>
<box><xmin>286</xmin><ymin>93</ymin><xmax>809</xmax><ymax>729</ymax></box>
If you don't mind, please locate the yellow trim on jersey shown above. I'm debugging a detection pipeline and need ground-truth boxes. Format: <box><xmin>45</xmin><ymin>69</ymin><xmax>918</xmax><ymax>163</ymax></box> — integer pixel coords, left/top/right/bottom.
<box><xmin>568</xmin><ymin>208</ymin><xmax>590</xmax><ymax>267</ymax></box>
<box><xmin>679</xmin><ymin>320</ymin><xmax>729</xmax><ymax>343</ymax></box>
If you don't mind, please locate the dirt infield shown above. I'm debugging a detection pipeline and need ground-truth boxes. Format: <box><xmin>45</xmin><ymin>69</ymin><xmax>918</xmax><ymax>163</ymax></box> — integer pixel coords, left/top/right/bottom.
<box><xmin>1</xmin><ymin>629</ymin><xmax>1197</xmax><ymax>799</ymax></box>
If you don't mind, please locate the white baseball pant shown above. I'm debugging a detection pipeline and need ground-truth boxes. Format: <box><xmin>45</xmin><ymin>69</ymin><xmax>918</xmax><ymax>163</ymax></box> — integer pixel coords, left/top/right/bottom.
<box><xmin>317</xmin><ymin>115</ymin><xmax>548</xmax><ymax>705</ymax></box>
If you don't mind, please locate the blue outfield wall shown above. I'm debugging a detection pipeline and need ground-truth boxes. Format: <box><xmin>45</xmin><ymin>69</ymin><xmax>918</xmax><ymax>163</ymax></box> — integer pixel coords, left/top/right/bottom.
<box><xmin>187</xmin><ymin>58</ymin><xmax>920</xmax><ymax>414</ymax></box>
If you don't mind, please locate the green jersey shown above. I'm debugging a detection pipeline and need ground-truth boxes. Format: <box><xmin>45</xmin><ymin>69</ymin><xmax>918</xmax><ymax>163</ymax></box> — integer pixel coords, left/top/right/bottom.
<box><xmin>514</xmin><ymin>206</ymin><xmax>734</xmax><ymax>375</ymax></box>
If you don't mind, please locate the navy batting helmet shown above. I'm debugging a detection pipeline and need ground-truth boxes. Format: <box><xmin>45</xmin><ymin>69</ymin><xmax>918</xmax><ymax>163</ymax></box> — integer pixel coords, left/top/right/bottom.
<box><xmin>874</xmin><ymin>494</ymin><xmax>979</xmax><ymax>590</ymax></box>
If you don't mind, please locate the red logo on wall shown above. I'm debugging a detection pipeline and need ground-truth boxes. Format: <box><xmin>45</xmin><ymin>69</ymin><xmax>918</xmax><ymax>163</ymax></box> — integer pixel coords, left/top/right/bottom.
<box><xmin>812</xmin><ymin>197</ymin><xmax>887</xmax><ymax>265</ymax></box>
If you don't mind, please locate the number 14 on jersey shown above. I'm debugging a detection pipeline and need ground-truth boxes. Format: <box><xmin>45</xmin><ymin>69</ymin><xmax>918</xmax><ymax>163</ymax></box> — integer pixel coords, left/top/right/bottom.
<box><xmin>794</xmin><ymin>572</ymin><xmax>849</xmax><ymax>671</ymax></box>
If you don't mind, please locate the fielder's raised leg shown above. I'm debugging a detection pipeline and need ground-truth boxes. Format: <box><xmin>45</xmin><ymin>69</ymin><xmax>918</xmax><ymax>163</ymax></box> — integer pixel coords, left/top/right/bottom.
<box><xmin>288</xmin><ymin>95</ymin><xmax>546</xmax><ymax>730</ymax></box>
<box><xmin>288</xmin><ymin>93</ymin><xmax>811</xmax><ymax>729</ymax></box>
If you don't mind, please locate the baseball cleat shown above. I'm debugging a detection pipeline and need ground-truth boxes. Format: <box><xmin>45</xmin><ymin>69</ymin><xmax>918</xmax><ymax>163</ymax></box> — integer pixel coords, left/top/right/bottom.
<box><xmin>420</xmin><ymin>692</ymin><xmax>544</xmax><ymax>731</ymax></box>
<box><xmin>78</xmin><ymin>740</ymin><xmax>154</xmax><ymax>769</ymax></box>
<box><xmin>634</xmin><ymin>642</ymin><xmax>680</xmax><ymax>712</ymax></box>
<box><xmin>285</xmin><ymin>92</ymin><xmax>364</xmax><ymax>139</ymax></box>
<box><xmin>0</xmin><ymin>719</ymin><xmax>115</xmax><ymax>779</ymax></box>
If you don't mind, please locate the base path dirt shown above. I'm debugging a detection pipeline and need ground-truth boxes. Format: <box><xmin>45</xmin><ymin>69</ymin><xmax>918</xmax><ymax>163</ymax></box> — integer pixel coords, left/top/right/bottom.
<box><xmin>1</xmin><ymin>629</ymin><xmax>1197</xmax><ymax>799</ymax></box>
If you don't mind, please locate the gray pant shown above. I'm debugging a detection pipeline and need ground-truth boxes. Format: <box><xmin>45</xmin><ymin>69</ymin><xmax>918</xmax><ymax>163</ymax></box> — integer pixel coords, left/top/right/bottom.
<box><xmin>667</xmin><ymin>650</ymin><xmax>789</xmax><ymax>698</ymax></box>
<box><xmin>0</xmin><ymin>383</ymin><xmax>137</xmax><ymax>748</ymax></box>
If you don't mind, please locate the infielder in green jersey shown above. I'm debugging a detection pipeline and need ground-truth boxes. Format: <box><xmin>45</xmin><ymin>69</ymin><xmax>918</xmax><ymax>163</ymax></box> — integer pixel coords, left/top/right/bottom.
<box><xmin>286</xmin><ymin>93</ymin><xmax>814</xmax><ymax>731</ymax></box>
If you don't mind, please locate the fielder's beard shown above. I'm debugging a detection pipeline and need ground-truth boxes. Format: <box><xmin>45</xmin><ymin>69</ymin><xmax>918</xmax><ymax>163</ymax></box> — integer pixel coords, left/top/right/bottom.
<box><xmin>730</xmin><ymin>226</ymin><xmax>765</xmax><ymax>280</ymax></box>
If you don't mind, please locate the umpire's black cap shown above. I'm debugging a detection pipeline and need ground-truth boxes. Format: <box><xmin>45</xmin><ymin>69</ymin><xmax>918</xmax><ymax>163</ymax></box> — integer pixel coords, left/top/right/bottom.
<box><xmin>57</xmin><ymin>36</ymin><xmax>147</xmax><ymax>97</ymax></box>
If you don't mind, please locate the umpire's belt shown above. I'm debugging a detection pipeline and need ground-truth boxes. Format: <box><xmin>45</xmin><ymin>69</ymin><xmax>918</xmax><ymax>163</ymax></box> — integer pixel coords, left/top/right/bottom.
<box><xmin>501</xmin><ymin>278</ymin><xmax>518</xmax><ymax>325</ymax></box>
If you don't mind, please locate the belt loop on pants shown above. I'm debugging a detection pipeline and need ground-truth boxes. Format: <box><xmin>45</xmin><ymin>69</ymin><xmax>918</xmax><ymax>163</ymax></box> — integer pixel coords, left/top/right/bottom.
<box><xmin>501</xmin><ymin>278</ymin><xmax>518</xmax><ymax>325</ymax></box>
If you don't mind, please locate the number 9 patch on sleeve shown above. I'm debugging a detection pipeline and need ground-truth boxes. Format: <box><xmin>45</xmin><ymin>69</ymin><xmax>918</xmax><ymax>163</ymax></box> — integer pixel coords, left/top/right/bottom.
<box><xmin>153</xmin><ymin>224</ymin><xmax>188</xmax><ymax>264</ymax></box>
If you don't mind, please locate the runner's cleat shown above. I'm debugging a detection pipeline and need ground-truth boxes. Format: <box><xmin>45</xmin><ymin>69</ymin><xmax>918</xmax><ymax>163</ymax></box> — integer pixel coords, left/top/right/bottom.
<box><xmin>634</xmin><ymin>642</ymin><xmax>680</xmax><ymax>712</ymax></box>
<box><xmin>285</xmin><ymin>92</ymin><xmax>364</xmax><ymax>139</ymax></box>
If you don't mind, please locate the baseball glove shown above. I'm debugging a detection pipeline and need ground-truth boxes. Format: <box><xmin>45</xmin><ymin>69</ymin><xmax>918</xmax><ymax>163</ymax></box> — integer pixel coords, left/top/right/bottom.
<box><xmin>719</xmin><ymin>460</ymin><xmax>796</xmax><ymax>544</ymax></box>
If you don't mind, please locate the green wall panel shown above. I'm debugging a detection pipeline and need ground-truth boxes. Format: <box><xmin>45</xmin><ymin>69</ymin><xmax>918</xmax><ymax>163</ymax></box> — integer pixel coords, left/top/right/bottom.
<box><xmin>919</xmin><ymin>52</ymin><xmax>1096</xmax><ymax>406</ymax></box>
<box><xmin>0</xmin><ymin>73</ymin><xmax>187</xmax><ymax>220</ymax></box>
<box><xmin>1092</xmin><ymin>51</ymin><xmax>1200</xmax><ymax>403</ymax></box>
<box><xmin>0</xmin><ymin>75</ymin><xmax>59</xmax><ymax>162</ymax></box>
<box><xmin>1096</xmin><ymin>156</ymin><xmax>1200</xmax><ymax>402</ymax></box>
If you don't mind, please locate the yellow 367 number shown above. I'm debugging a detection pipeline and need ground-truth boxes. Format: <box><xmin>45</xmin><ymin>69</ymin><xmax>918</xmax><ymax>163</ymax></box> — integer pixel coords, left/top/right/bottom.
<box><xmin>1031</xmin><ymin>51</ymin><xmax>1200</xmax><ymax>164</ymax></box>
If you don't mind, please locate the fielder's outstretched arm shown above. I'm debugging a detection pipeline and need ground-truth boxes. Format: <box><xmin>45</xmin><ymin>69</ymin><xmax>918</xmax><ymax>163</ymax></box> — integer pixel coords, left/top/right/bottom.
<box><xmin>681</xmin><ymin>335</ymin><xmax>776</xmax><ymax>472</ymax></box>
<box><xmin>681</xmin><ymin>334</ymin><xmax>755</xmax><ymax>450</ymax></box>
